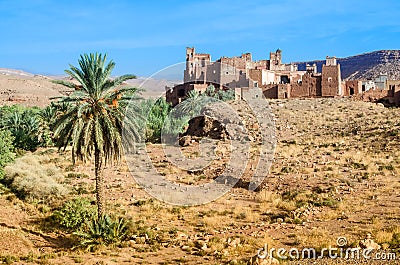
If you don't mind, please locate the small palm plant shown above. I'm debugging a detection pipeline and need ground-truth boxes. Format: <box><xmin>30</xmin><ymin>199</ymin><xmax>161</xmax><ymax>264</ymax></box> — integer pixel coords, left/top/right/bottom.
<box><xmin>53</xmin><ymin>53</ymin><xmax>142</xmax><ymax>218</ymax></box>
<box><xmin>73</xmin><ymin>214</ymin><xmax>129</xmax><ymax>251</ymax></box>
<box><xmin>180</xmin><ymin>89</ymin><xmax>202</xmax><ymax>116</ymax></box>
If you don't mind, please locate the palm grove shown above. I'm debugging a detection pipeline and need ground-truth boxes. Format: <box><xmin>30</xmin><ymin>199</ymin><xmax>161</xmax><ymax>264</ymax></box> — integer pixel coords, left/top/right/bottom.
<box><xmin>0</xmin><ymin>53</ymin><xmax>234</xmax><ymax>247</ymax></box>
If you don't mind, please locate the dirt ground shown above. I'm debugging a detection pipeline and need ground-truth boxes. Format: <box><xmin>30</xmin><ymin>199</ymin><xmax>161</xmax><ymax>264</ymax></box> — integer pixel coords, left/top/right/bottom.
<box><xmin>1</xmin><ymin>98</ymin><xmax>400</xmax><ymax>264</ymax></box>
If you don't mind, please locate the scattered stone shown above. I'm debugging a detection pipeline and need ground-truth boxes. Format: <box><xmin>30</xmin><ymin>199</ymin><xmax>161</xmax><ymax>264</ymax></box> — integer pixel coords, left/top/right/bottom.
<box><xmin>179</xmin><ymin>135</ymin><xmax>192</xmax><ymax>146</ymax></box>
<box><xmin>249</xmin><ymin>246</ymin><xmax>279</xmax><ymax>265</ymax></box>
<box><xmin>181</xmin><ymin>245</ymin><xmax>190</xmax><ymax>251</ymax></box>
<box><xmin>194</xmin><ymin>240</ymin><xmax>208</xmax><ymax>250</ymax></box>
<box><xmin>228</xmin><ymin>237</ymin><xmax>241</xmax><ymax>247</ymax></box>
<box><xmin>129</xmin><ymin>240</ymin><xmax>136</xmax><ymax>247</ymax></box>
<box><xmin>376</xmin><ymin>103</ymin><xmax>385</xmax><ymax>108</ymax></box>
<box><xmin>360</xmin><ymin>233</ymin><xmax>381</xmax><ymax>250</ymax></box>
<box><xmin>176</xmin><ymin>231</ymin><xmax>188</xmax><ymax>240</ymax></box>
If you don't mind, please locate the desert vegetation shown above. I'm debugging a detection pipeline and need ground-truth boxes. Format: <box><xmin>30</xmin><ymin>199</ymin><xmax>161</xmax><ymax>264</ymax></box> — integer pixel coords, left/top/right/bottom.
<box><xmin>0</xmin><ymin>56</ymin><xmax>399</xmax><ymax>265</ymax></box>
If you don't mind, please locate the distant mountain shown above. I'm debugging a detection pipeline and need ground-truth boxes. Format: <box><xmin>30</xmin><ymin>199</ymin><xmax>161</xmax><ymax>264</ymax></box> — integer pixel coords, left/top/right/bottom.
<box><xmin>297</xmin><ymin>50</ymin><xmax>400</xmax><ymax>80</ymax></box>
<box><xmin>0</xmin><ymin>69</ymin><xmax>66</xmax><ymax>107</ymax></box>
<box><xmin>125</xmin><ymin>77</ymin><xmax>181</xmax><ymax>98</ymax></box>
<box><xmin>0</xmin><ymin>68</ymin><xmax>35</xmax><ymax>77</ymax></box>
<box><xmin>0</xmin><ymin>68</ymin><xmax>181</xmax><ymax>107</ymax></box>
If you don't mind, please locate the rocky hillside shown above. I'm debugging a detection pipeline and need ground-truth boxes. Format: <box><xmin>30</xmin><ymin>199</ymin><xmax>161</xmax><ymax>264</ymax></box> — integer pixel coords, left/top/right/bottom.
<box><xmin>0</xmin><ymin>71</ymin><xmax>68</xmax><ymax>107</ymax></box>
<box><xmin>0</xmin><ymin>69</ymin><xmax>178</xmax><ymax>107</ymax></box>
<box><xmin>297</xmin><ymin>50</ymin><xmax>400</xmax><ymax>80</ymax></box>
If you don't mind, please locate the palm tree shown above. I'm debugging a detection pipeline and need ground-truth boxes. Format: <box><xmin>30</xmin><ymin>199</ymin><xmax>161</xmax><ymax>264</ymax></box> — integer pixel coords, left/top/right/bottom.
<box><xmin>3</xmin><ymin>111</ymin><xmax>41</xmax><ymax>151</ymax></box>
<box><xmin>205</xmin><ymin>84</ymin><xmax>216</xmax><ymax>97</ymax></box>
<box><xmin>53</xmin><ymin>53</ymin><xmax>141</xmax><ymax>218</ymax></box>
<box><xmin>180</xmin><ymin>90</ymin><xmax>202</xmax><ymax>116</ymax></box>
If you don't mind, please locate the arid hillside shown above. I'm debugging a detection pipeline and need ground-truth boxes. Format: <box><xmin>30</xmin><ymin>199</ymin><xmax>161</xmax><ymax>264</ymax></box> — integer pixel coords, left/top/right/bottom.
<box><xmin>0</xmin><ymin>69</ymin><xmax>176</xmax><ymax>107</ymax></box>
<box><xmin>0</xmin><ymin>69</ymin><xmax>67</xmax><ymax>107</ymax></box>
<box><xmin>0</xmin><ymin>98</ymin><xmax>399</xmax><ymax>264</ymax></box>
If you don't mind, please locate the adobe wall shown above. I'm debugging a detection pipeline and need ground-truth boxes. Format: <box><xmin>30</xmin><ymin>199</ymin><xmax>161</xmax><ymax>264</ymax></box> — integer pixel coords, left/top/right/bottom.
<box><xmin>277</xmin><ymin>84</ymin><xmax>290</xmax><ymax>99</ymax></box>
<box><xmin>387</xmin><ymin>80</ymin><xmax>400</xmax><ymax>105</ymax></box>
<box><xmin>290</xmin><ymin>74</ymin><xmax>321</xmax><ymax>98</ymax></box>
<box><xmin>344</xmin><ymin>81</ymin><xmax>362</xmax><ymax>96</ymax></box>
<box><xmin>166</xmin><ymin>84</ymin><xmax>186</xmax><ymax>106</ymax></box>
<box><xmin>261</xmin><ymin>84</ymin><xmax>290</xmax><ymax>99</ymax></box>
<box><xmin>261</xmin><ymin>85</ymin><xmax>278</xmax><ymax>99</ymax></box>
<box><xmin>357</xmin><ymin>89</ymin><xmax>391</xmax><ymax>103</ymax></box>
<box><xmin>248</xmin><ymin>69</ymin><xmax>262</xmax><ymax>85</ymax></box>
<box><xmin>166</xmin><ymin>82</ymin><xmax>219</xmax><ymax>106</ymax></box>
<box><xmin>251</xmin><ymin>60</ymin><xmax>269</xmax><ymax>70</ymax></box>
<box><xmin>219</xmin><ymin>56</ymin><xmax>247</xmax><ymax>70</ymax></box>
<box><xmin>321</xmin><ymin>64</ymin><xmax>341</xmax><ymax>97</ymax></box>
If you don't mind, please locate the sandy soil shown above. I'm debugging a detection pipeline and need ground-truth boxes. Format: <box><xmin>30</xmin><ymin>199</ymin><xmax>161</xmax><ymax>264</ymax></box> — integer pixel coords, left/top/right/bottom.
<box><xmin>0</xmin><ymin>88</ymin><xmax>399</xmax><ymax>264</ymax></box>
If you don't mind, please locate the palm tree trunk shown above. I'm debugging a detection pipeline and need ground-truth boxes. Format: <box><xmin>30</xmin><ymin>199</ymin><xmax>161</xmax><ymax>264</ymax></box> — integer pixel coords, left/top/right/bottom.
<box><xmin>94</xmin><ymin>147</ymin><xmax>104</xmax><ymax>219</ymax></box>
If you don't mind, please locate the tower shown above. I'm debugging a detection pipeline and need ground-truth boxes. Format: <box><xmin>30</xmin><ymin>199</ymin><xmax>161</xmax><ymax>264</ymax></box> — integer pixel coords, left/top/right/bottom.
<box><xmin>184</xmin><ymin>47</ymin><xmax>195</xmax><ymax>82</ymax></box>
<box><xmin>269</xmin><ymin>49</ymin><xmax>283</xmax><ymax>70</ymax></box>
<box><xmin>321</xmin><ymin>56</ymin><xmax>341</xmax><ymax>97</ymax></box>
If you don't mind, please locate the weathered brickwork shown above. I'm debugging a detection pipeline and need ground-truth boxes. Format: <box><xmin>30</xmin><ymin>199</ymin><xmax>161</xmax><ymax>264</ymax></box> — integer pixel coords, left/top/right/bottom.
<box><xmin>321</xmin><ymin>64</ymin><xmax>341</xmax><ymax>97</ymax></box>
<box><xmin>344</xmin><ymin>81</ymin><xmax>362</xmax><ymax>96</ymax></box>
<box><xmin>290</xmin><ymin>73</ymin><xmax>322</xmax><ymax>98</ymax></box>
<box><xmin>166</xmin><ymin>48</ymin><xmax>400</xmax><ymax>107</ymax></box>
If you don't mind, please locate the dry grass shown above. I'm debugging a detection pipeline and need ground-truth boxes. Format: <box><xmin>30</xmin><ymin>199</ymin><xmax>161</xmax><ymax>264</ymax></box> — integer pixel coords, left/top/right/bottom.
<box><xmin>4</xmin><ymin>154</ymin><xmax>68</xmax><ymax>202</ymax></box>
<box><xmin>1</xmin><ymin>98</ymin><xmax>400</xmax><ymax>264</ymax></box>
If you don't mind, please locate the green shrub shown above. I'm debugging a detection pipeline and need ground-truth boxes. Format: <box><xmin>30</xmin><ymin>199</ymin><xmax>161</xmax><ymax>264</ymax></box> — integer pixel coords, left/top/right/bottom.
<box><xmin>140</xmin><ymin>87</ymin><xmax>234</xmax><ymax>143</ymax></box>
<box><xmin>3</xmin><ymin>154</ymin><xmax>68</xmax><ymax>202</ymax></box>
<box><xmin>74</xmin><ymin>215</ymin><xmax>129</xmax><ymax>251</ymax></box>
<box><xmin>140</xmin><ymin>98</ymin><xmax>172</xmax><ymax>142</ymax></box>
<box><xmin>0</xmin><ymin>105</ymin><xmax>54</xmax><ymax>151</ymax></box>
<box><xmin>52</xmin><ymin>197</ymin><xmax>96</xmax><ymax>230</ymax></box>
<box><xmin>216</xmin><ymin>88</ymin><xmax>235</xmax><ymax>101</ymax></box>
<box><xmin>0</xmin><ymin>130</ymin><xmax>15</xmax><ymax>180</ymax></box>
<box><xmin>390</xmin><ymin>233</ymin><xmax>400</xmax><ymax>248</ymax></box>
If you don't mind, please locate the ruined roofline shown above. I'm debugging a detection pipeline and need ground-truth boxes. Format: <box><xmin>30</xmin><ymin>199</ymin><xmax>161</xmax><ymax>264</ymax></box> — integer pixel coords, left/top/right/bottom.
<box><xmin>190</xmin><ymin>47</ymin><xmax>339</xmax><ymax>68</ymax></box>
<box><xmin>217</xmin><ymin>54</ymin><xmax>251</xmax><ymax>60</ymax></box>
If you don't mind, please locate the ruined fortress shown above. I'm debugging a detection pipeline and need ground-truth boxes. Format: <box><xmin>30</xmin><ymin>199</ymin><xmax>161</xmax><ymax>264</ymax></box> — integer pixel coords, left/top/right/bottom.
<box><xmin>166</xmin><ymin>47</ymin><xmax>400</xmax><ymax>106</ymax></box>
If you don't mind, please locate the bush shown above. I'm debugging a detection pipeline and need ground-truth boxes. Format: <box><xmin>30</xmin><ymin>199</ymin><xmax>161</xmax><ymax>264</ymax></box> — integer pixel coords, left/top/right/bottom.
<box><xmin>0</xmin><ymin>105</ymin><xmax>54</xmax><ymax>151</ymax></box>
<box><xmin>140</xmin><ymin>98</ymin><xmax>172</xmax><ymax>142</ymax></box>
<box><xmin>139</xmin><ymin>89</ymin><xmax>234</xmax><ymax>143</ymax></box>
<box><xmin>74</xmin><ymin>215</ymin><xmax>130</xmax><ymax>251</ymax></box>
<box><xmin>3</xmin><ymin>154</ymin><xmax>69</xmax><ymax>202</ymax></box>
<box><xmin>52</xmin><ymin>197</ymin><xmax>96</xmax><ymax>230</ymax></box>
<box><xmin>0</xmin><ymin>130</ymin><xmax>15</xmax><ymax>180</ymax></box>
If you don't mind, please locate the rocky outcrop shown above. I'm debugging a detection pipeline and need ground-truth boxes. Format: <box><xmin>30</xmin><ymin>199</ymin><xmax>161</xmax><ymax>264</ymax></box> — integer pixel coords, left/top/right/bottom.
<box><xmin>181</xmin><ymin>115</ymin><xmax>229</xmax><ymax>142</ymax></box>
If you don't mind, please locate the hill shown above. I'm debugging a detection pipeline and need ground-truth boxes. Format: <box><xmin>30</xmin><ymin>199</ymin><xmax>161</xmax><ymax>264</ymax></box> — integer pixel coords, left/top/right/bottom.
<box><xmin>0</xmin><ymin>69</ymin><xmax>179</xmax><ymax>107</ymax></box>
<box><xmin>0</xmin><ymin>98</ymin><xmax>399</xmax><ymax>264</ymax></box>
<box><xmin>0</xmin><ymin>70</ymin><xmax>68</xmax><ymax>107</ymax></box>
<box><xmin>297</xmin><ymin>50</ymin><xmax>400</xmax><ymax>80</ymax></box>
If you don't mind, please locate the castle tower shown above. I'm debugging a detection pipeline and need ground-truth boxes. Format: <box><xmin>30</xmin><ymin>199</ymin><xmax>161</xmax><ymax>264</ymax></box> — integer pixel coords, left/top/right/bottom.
<box><xmin>306</xmin><ymin>63</ymin><xmax>317</xmax><ymax>74</ymax></box>
<box><xmin>184</xmin><ymin>47</ymin><xmax>196</xmax><ymax>82</ymax></box>
<box><xmin>184</xmin><ymin>47</ymin><xmax>211</xmax><ymax>84</ymax></box>
<box><xmin>186</xmin><ymin>47</ymin><xmax>195</xmax><ymax>62</ymax></box>
<box><xmin>325</xmin><ymin>56</ymin><xmax>337</xmax><ymax>66</ymax></box>
<box><xmin>275</xmin><ymin>49</ymin><xmax>282</xmax><ymax>64</ymax></box>
<box><xmin>241</xmin><ymin>52</ymin><xmax>252</xmax><ymax>62</ymax></box>
<box><xmin>269</xmin><ymin>49</ymin><xmax>283</xmax><ymax>70</ymax></box>
<box><xmin>321</xmin><ymin>56</ymin><xmax>342</xmax><ymax>97</ymax></box>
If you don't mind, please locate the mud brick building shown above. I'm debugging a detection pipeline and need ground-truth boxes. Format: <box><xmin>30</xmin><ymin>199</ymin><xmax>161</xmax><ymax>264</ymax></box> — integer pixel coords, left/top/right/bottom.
<box><xmin>166</xmin><ymin>48</ymin><xmax>343</xmax><ymax>105</ymax></box>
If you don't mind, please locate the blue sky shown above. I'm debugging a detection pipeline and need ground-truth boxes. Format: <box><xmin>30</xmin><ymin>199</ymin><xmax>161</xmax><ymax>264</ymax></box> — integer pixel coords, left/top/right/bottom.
<box><xmin>1</xmin><ymin>0</ymin><xmax>400</xmax><ymax>77</ymax></box>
